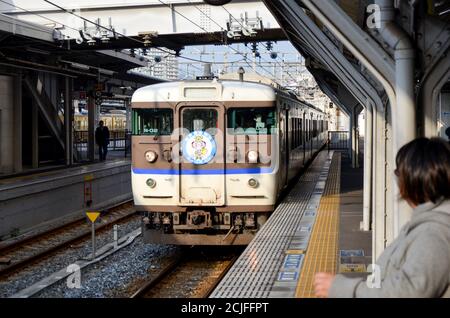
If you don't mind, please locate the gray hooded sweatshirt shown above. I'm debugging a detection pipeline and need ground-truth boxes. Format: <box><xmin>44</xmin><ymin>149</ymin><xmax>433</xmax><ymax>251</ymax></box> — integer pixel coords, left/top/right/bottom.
<box><xmin>329</xmin><ymin>199</ymin><xmax>450</xmax><ymax>298</ymax></box>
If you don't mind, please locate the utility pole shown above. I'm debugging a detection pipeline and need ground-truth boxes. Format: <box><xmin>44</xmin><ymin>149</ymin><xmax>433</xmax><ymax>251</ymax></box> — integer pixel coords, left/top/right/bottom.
<box><xmin>224</xmin><ymin>52</ymin><xmax>228</xmax><ymax>74</ymax></box>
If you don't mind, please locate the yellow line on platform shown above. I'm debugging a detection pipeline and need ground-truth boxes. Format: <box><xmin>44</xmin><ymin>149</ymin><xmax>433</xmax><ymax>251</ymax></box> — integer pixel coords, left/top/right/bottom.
<box><xmin>296</xmin><ymin>152</ymin><xmax>341</xmax><ymax>298</ymax></box>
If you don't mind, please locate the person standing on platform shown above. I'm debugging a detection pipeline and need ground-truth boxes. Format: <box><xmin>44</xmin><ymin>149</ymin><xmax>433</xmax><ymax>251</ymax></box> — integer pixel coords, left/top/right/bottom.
<box><xmin>314</xmin><ymin>137</ymin><xmax>450</xmax><ymax>298</ymax></box>
<box><xmin>95</xmin><ymin>120</ymin><xmax>110</xmax><ymax>161</ymax></box>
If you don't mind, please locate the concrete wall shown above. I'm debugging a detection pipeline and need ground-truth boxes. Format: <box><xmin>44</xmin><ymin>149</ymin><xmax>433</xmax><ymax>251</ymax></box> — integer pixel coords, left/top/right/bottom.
<box><xmin>0</xmin><ymin>75</ymin><xmax>14</xmax><ymax>174</ymax></box>
<box><xmin>0</xmin><ymin>162</ymin><xmax>132</xmax><ymax>240</ymax></box>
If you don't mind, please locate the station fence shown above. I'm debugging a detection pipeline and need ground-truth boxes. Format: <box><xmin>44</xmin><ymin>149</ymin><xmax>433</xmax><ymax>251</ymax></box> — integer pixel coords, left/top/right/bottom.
<box><xmin>328</xmin><ymin>131</ymin><xmax>350</xmax><ymax>151</ymax></box>
<box><xmin>74</xmin><ymin>130</ymin><xmax>131</xmax><ymax>161</ymax></box>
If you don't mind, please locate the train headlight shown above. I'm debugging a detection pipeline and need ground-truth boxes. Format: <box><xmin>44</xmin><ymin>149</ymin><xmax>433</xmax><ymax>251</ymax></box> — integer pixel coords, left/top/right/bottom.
<box><xmin>248</xmin><ymin>178</ymin><xmax>259</xmax><ymax>188</ymax></box>
<box><xmin>146</xmin><ymin>178</ymin><xmax>157</xmax><ymax>188</ymax></box>
<box><xmin>247</xmin><ymin>150</ymin><xmax>259</xmax><ymax>164</ymax></box>
<box><xmin>145</xmin><ymin>150</ymin><xmax>158</xmax><ymax>163</ymax></box>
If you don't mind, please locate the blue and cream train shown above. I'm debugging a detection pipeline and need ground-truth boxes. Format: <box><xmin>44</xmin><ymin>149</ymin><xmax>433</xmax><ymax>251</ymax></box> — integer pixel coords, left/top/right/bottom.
<box><xmin>131</xmin><ymin>76</ymin><xmax>328</xmax><ymax>245</ymax></box>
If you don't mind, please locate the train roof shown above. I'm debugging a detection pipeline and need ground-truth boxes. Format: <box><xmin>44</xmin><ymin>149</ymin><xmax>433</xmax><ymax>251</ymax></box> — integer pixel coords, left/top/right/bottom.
<box><xmin>131</xmin><ymin>79</ymin><xmax>277</xmax><ymax>103</ymax></box>
<box><xmin>131</xmin><ymin>79</ymin><xmax>325</xmax><ymax>114</ymax></box>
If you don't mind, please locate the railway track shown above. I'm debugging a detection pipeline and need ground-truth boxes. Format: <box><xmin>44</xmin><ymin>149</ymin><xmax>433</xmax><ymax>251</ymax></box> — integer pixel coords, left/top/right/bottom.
<box><xmin>131</xmin><ymin>247</ymin><xmax>241</xmax><ymax>298</ymax></box>
<box><xmin>0</xmin><ymin>200</ymin><xmax>137</xmax><ymax>278</ymax></box>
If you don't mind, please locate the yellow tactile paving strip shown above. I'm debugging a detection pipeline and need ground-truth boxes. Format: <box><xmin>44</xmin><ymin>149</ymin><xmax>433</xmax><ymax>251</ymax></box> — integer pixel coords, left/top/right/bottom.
<box><xmin>296</xmin><ymin>152</ymin><xmax>341</xmax><ymax>298</ymax></box>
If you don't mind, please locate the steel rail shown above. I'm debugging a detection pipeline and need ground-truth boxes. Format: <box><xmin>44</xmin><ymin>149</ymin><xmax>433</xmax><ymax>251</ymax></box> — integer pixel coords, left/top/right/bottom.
<box><xmin>0</xmin><ymin>199</ymin><xmax>135</xmax><ymax>278</ymax></box>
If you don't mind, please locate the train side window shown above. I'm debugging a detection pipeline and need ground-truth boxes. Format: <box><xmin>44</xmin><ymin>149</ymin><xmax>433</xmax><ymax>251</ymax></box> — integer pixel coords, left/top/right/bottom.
<box><xmin>295</xmin><ymin>118</ymin><xmax>298</xmax><ymax>148</ymax></box>
<box><xmin>294</xmin><ymin>118</ymin><xmax>298</xmax><ymax>148</ymax></box>
<box><xmin>307</xmin><ymin>119</ymin><xmax>310</xmax><ymax>141</ymax></box>
<box><xmin>132</xmin><ymin>108</ymin><xmax>173</xmax><ymax>136</ymax></box>
<box><xmin>299</xmin><ymin>119</ymin><xmax>303</xmax><ymax>146</ymax></box>
<box><xmin>305</xmin><ymin>119</ymin><xmax>308</xmax><ymax>141</ymax></box>
<box><xmin>292</xmin><ymin>118</ymin><xmax>296</xmax><ymax>149</ymax></box>
<box><xmin>228</xmin><ymin>108</ymin><xmax>277</xmax><ymax>135</ymax></box>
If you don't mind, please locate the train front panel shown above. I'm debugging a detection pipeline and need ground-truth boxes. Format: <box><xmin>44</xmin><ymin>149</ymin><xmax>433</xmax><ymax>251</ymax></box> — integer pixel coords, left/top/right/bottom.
<box><xmin>131</xmin><ymin>81</ymin><xmax>281</xmax><ymax>245</ymax></box>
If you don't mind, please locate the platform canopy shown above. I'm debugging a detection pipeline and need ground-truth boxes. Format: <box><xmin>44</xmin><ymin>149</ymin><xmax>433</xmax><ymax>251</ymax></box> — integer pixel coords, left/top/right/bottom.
<box><xmin>1</xmin><ymin>0</ymin><xmax>287</xmax><ymax>52</ymax></box>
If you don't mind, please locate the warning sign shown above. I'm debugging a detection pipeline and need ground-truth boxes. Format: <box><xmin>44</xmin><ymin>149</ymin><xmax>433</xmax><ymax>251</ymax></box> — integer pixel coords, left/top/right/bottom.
<box><xmin>86</xmin><ymin>212</ymin><xmax>100</xmax><ymax>223</ymax></box>
<box><xmin>339</xmin><ymin>263</ymin><xmax>366</xmax><ymax>273</ymax></box>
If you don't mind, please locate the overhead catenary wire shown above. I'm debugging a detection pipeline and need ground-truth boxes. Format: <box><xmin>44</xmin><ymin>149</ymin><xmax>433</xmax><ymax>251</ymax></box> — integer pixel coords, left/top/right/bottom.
<box><xmin>220</xmin><ymin>4</ymin><xmax>298</xmax><ymax>83</ymax></box>
<box><xmin>0</xmin><ymin>0</ymin><xmax>194</xmax><ymax>64</ymax></box>
<box><xmin>9</xmin><ymin>0</ymin><xmax>280</xmax><ymax>79</ymax></box>
<box><xmin>185</xmin><ymin>0</ymin><xmax>276</xmax><ymax>78</ymax></box>
<box><xmin>9</xmin><ymin>0</ymin><xmax>295</xmax><ymax>82</ymax></box>
<box><xmin>40</xmin><ymin>0</ymin><xmax>213</xmax><ymax>64</ymax></box>
<box><xmin>158</xmin><ymin>0</ymin><xmax>260</xmax><ymax>75</ymax></box>
<box><xmin>157</xmin><ymin>0</ymin><xmax>275</xmax><ymax>78</ymax></box>
<box><xmin>0</xmin><ymin>0</ymin><xmax>80</xmax><ymax>34</ymax></box>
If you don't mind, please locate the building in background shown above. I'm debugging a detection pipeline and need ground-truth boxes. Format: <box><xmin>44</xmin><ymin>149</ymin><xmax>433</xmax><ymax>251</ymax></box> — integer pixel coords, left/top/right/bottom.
<box><xmin>131</xmin><ymin>48</ymin><xmax>179</xmax><ymax>81</ymax></box>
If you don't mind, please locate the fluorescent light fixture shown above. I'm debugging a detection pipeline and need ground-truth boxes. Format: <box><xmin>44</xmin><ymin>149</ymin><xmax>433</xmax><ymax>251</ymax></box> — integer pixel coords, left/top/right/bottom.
<box><xmin>26</xmin><ymin>47</ymin><xmax>51</xmax><ymax>55</ymax></box>
<box><xmin>70</xmin><ymin>62</ymin><xmax>90</xmax><ymax>71</ymax></box>
<box><xmin>98</xmin><ymin>68</ymin><xmax>115</xmax><ymax>76</ymax></box>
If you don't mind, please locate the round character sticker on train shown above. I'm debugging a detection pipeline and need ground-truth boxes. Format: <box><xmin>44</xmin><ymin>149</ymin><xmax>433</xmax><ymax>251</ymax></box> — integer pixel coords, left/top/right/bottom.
<box><xmin>182</xmin><ymin>131</ymin><xmax>217</xmax><ymax>165</ymax></box>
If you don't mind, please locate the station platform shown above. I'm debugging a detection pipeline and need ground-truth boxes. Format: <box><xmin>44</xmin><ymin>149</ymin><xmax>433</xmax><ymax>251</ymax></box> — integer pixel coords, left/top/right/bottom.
<box><xmin>0</xmin><ymin>159</ymin><xmax>132</xmax><ymax>243</ymax></box>
<box><xmin>211</xmin><ymin>150</ymin><xmax>371</xmax><ymax>298</ymax></box>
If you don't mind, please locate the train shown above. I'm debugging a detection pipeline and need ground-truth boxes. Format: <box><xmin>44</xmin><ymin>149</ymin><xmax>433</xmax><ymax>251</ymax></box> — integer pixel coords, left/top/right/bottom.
<box><xmin>131</xmin><ymin>75</ymin><xmax>328</xmax><ymax>245</ymax></box>
<box><xmin>73</xmin><ymin>111</ymin><xmax>127</xmax><ymax>132</ymax></box>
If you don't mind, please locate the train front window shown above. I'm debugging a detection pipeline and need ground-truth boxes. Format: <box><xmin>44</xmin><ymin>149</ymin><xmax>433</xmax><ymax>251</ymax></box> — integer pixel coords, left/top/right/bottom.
<box><xmin>228</xmin><ymin>108</ymin><xmax>277</xmax><ymax>135</ymax></box>
<box><xmin>182</xmin><ymin>109</ymin><xmax>218</xmax><ymax>135</ymax></box>
<box><xmin>132</xmin><ymin>109</ymin><xmax>173</xmax><ymax>136</ymax></box>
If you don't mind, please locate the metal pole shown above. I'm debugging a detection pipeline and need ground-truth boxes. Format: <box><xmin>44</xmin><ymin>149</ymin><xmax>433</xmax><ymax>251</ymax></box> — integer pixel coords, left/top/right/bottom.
<box><xmin>91</xmin><ymin>222</ymin><xmax>96</xmax><ymax>260</ymax></box>
<box><xmin>13</xmin><ymin>73</ymin><xmax>23</xmax><ymax>173</ymax></box>
<box><xmin>125</xmin><ymin>99</ymin><xmax>131</xmax><ymax>131</ymax></box>
<box><xmin>88</xmin><ymin>93</ymin><xmax>95</xmax><ymax>162</ymax></box>
<box><xmin>31</xmin><ymin>101</ymin><xmax>39</xmax><ymax>169</ymax></box>
<box><xmin>375</xmin><ymin>0</ymin><xmax>416</xmax><ymax>241</ymax></box>
<box><xmin>349</xmin><ymin>110</ymin><xmax>354</xmax><ymax>165</ymax></box>
<box><xmin>69</xmin><ymin>79</ymin><xmax>74</xmax><ymax>164</ymax></box>
<box><xmin>363</xmin><ymin>101</ymin><xmax>373</xmax><ymax>231</ymax></box>
<box><xmin>113</xmin><ymin>225</ymin><xmax>118</xmax><ymax>249</ymax></box>
<box><xmin>64</xmin><ymin>77</ymin><xmax>73</xmax><ymax>166</ymax></box>
<box><xmin>327</xmin><ymin>131</ymin><xmax>330</xmax><ymax>152</ymax></box>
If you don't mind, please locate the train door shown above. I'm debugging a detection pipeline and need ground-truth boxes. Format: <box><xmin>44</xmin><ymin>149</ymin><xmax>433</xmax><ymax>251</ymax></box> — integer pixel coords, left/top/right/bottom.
<box><xmin>302</xmin><ymin>113</ymin><xmax>306</xmax><ymax>165</ymax></box>
<box><xmin>285</xmin><ymin>105</ymin><xmax>290</xmax><ymax>183</ymax></box>
<box><xmin>283</xmin><ymin>104</ymin><xmax>290</xmax><ymax>187</ymax></box>
<box><xmin>305</xmin><ymin>116</ymin><xmax>311</xmax><ymax>162</ymax></box>
<box><xmin>178</xmin><ymin>104</ymin><xmax>225</xmax><ymax>206</ymax></box>
<box><xmin>309</xmin><ymin>114</ymin><xmax>313</xmax><ymax>157</ymax></box>
<box><xmin>278</xmin><ymin>102</ymin><xmax>288</xmax><ymax>189</ymax></box>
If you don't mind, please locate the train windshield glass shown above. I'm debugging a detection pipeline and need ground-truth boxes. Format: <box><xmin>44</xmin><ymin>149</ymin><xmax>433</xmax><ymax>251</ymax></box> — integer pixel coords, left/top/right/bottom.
<box><xmin>132</xmin><ymin>109</ymin><xmax>173</xmax><ymax>136</ymax></box>
<box><xmin>182</xmin><ymin>109</ymin><xmax>218</xmax><ymax>135</ymax></box>
<box><xmin>228</xmin><ymin>108</ymin><xmax>277</xmax><ymax>135</ymax></box>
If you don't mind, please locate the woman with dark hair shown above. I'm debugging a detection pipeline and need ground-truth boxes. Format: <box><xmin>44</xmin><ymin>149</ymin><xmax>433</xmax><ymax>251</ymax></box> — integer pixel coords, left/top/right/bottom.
<box><xmin>314</xmin><ymin>137</ymin><xmax>450</xmax><ymax>298</ymax></box>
